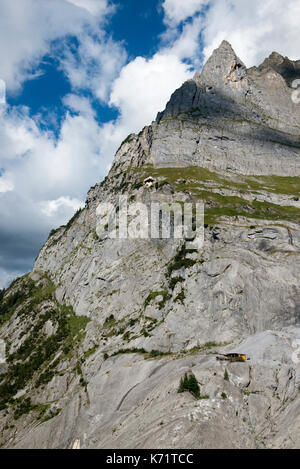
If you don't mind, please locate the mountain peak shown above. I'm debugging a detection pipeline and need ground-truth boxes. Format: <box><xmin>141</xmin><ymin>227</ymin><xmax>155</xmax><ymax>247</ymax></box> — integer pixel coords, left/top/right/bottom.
<box><xmin>192</xmin><ymin>40</ymin><xmax>247</xmax><ymax>100</ymax></box>
<box><xmin>199</xmin><ymin>40</ymin><xmax>246</xmax><ymax>78</ymax></box>
<box><xmin>217</xmin><ymin>39</ymin><xmax>237</xmax><ymax>53</ymax></box>
<box><xmin>253</xmin><ymin>50</ymin><xmax>300</xmax><ymax>86</ymax></box>
<box><xmin>269</xmin><ymin>51</ymin><xmax>284</xmax><ymax>60</ymax></box>
<box><xmin>157</xmin><ymin>39</ymin><xmax>299</xmax><ymax>132</ymax></box>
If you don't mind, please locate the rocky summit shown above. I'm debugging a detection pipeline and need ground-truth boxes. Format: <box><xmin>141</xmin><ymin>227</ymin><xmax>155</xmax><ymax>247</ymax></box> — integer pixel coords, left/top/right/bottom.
<box><xmin>1</xmin><ymin>41</ymin><xmax>300</xmax><ymax>449</ymax></box>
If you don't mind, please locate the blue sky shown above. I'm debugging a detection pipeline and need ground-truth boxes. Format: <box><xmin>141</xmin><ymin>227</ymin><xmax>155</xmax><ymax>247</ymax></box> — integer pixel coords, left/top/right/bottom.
<box><xmin>0</xmin><ymin>0</ymin><xmax>299</xmax><ymax>288</ymax></box>
<box><xmin>110</xmin><ymin>0</ymin><xmax>165</xmax><ymax>57</ymax></box>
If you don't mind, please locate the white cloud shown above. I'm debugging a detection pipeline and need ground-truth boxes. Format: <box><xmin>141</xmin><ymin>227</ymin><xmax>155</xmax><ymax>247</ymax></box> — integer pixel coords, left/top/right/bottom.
<box><xmin>62</xmin><ymin>94</ymin><xmax>95</xmax><ymax>116</ymax></box>
<box><xmin>39</xmin><ymin>196</ymin><xmax>84</xmax><ymax>217</ymax></box>
<box><xmin>0</xmin><ymin>0</ymin><xmax>115</xmax><ymax>93</ymax></box>
<box><xmin>164</xmin><ymin>16</ymin><xmax>204</xmax><ymax>67</ymax></box>
<box><xmin>0</xmin><ymin>98</ymin><xmax>112</xmax><ymax>244</ymax></box>
<box><xmin>0</xmin><ymin>268</ymin><xmax>24</xmax><ymax>289</ymax></box>
<box><xmin>60</xmin><ymin>35</ymin><xmax>127</xmax><ymax>102</ymax></box>
<box><xmin>65</xmin><ymin>0</ymin><xmax>111</xmax><ymax>16</ymax></box>
<box><xmin>0</xmin><ymin>105</ymin><xmax>109</xmax><ymax>201</ymax></box>
<box><xmin>0</xmin><ymin>171</ymin><xmax>14</xmax><ymax>193</ymax></box>
<box><xmin>163</xmin><ymin>0</ymin><xmax>209</xmax><ymax>25</ymax></box>
<box><xmin>0</xmin><ymin>80</ymin><xmax>6</xmax><ymax>104</ymax></box>
<box><xmin>110</xmin><ymin>53</ymin><xmax>193</xmax><ymax>131</ymax></box>
<box><xmin>162</xmin><ymin>0</ymin><xmax>300</xmax><ymax>67</ymax></box>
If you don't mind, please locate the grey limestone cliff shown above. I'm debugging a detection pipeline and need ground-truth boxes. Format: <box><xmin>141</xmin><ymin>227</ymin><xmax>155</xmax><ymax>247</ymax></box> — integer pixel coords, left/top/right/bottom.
<box><xmin>0</xmin><ymin>41</ymin><xmax>300</xmax><ymax>449</ymax></box>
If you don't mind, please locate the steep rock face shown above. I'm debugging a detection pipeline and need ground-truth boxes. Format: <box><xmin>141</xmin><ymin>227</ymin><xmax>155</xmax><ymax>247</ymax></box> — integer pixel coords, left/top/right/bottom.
<box><xmin>106</xmin><ymin>42</ymin><xmax>300</xmax><ymax>176</ymax></box>
<box><xmin>253</xmin><ymin>51</ymin><xmax>300</xmax><ymax>87</ymax></box>
<box><xmin>153</xmin><ymin>41</ymin><xmax>300</xmax><ymax>174</ymax></box>
<box><xmin>0</xmin><ymin>42</ymin><xmax>300</xmax><ymax>449</ymax></box>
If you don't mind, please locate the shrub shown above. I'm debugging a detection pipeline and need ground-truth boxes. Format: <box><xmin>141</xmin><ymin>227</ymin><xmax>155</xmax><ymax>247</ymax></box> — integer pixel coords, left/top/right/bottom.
<box><xmin>104</xmin><ymin>314</ymin><xmax>115</xmax><ymax>324</ymax></box>
<box><xmin>110</xmin><ymin>348</ymin><xmax>146</xmax><ymax>358</ymax></box>
<box><xmin>178</xmin><ymin>373</ymin><xmax>200</xmax><ymax>399</ymax></box>
<box><xmin>167</xmin><ymin>244</ymin><xmax>197</xmax><ymax>277</ymax></box>
<box><xmin>175</xmin><ymin>289</ymin><xmax>185</xmax><ymax>304</ymax></box>
<box><xmin>149</xmin><ymin>350</ymin><xmax>160</xmax><ymax>358</ymax></box>
<box><xmin>168</xmin><ymin>276</ymin><xmax>184</xmax><ymax>290</ymax></box>
<box><xmin>144</xmin><ymin>290</ymin><xmax>171</xmax><ymax>310</ymax></box>
<box><xmin>0</xmin><ymin>289</ymin><xmax>24</xmax><ymax>325</ymax></box>
<box><xmin>0</xmin><ymin>288</ymin><xmax>5</xmax><ymax>302</ymax></box>
<box><xmin>129</xmin><ymin>318</ymin><xmax>138</xmax><ymax>327</ymax></box>
<box><xmin>48</xmin><ymin>228</ymin><xmax>59</xmax><ymax>239</ymax></box>
<box><xmin>13</xmin><ymin>397</ymin><xmax>34</xmax><ymax>420</ymax></box>
<box><xmin>141</xmin><ymin>327</ymin><xmax>150</xmax><ymax>337</ymax></box>
<box><xmin>122</xmin><ymin>331</ymin><xmax>131</xmax><ymax>341</ymax></box>
<box><xmin>221</xmin><ymin>392</ymin><xmax>227</xmax><ymax>399</ymax></box>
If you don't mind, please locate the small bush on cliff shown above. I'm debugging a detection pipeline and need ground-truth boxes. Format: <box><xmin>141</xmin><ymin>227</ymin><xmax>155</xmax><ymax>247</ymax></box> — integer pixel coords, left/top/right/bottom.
<box><xmin>178</xmin><ymin>373</ymin><xmax>200</xmax><ymax>399</ymax></box>
<box><xmin>167</xmin><ymin>244</ymin><xmax>197</xmax><ymax>278</ymax></box>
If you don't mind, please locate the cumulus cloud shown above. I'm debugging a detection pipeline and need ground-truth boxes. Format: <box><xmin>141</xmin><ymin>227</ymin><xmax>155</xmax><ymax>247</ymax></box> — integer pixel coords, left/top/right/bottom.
<box><xmin>60</xmin><ymin>35</ymin><xmax>127</xmax><ymax>102</ymax></box>
<box><xmin>163</xmin><ymin>0</ymin><xmax>209</xmax><ymax>25</ymax></box>
<box><xmin>0</xmin><ymin>101</ymin><xmax>110</xmax><ymax>201</ymax></box>
<box><xmin>0</xmin><ymin>79</ymin><xmax>5</xmax><ymax>104</ymax></box>
<box><xmin>110</xmin><ymin>53</ymin><xmax>193</xmax><ymax>130</ymax></box>
<box><xmin>0</xmin><ymin>171</ymin><xmax>14</xmax><ymax>193</ymax></box>
<box><xmin>163</xmin><ymin>16</ymin><xmax>204</xmax><ymax>69</ymax></box>
<box><xmin>201</xmin><ymin>0</ymin><xmax>300</xmax><ymax>66</ymax></box>
<box><xmin>65</xmin><ymin>0</ymin><xmax>112</xmax><ymax>16</ymax></box>
<box><xmin>62</xmin><ymin>94</ymin><xmax>95</xmax><ymax>116</ymax></box>
<box><xmin>162</xmin><ymin>0</ymin><xmax>300</xmax><ymax>67</ymax></box>
<box><xmin>39</xmin><ymin>196</ymin><xmax>83</xmax><ymax>217</ymax></box>
<box><xmin>0</xmin><ymin>0</ymin><xmax>117</xmax><ymax>93</ymax></box>
<box><xmin>0</xmin><ymin>268</ymin><xmax>24</xmax><ymax>290</ymax></box>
